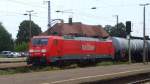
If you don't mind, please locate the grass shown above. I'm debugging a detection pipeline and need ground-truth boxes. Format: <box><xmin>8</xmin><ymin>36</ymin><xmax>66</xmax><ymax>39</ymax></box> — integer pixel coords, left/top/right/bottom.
<box><xmin>96</xmin><ymin>61</ymin><xmax>128</xmax><ymax>66</ymax></box>
<box><xmin>0</xmin><ymin>66</ymin><xmax>60</xmax><ymax>75</ymax></box>
<box><xmin>0</xmin><ymin>57</ymin><xmax>26</xmax><ymax>63</ymax></box>
<box><xmin>0</xmin><ymin>61</ymin><xmax>128</xmax><ymax>75</ymax></box>
<box><xmin>0</xmin><ymin>55</ymin><xmax>6</xmax><ymax>58</ymax></box>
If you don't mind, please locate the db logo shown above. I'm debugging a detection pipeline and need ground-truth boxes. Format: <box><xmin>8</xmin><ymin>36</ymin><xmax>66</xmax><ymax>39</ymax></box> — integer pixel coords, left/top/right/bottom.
<box><xmin>81</xmin><ymin>45</ymin><xmax>95</xmax><ymax>50</ymax></box>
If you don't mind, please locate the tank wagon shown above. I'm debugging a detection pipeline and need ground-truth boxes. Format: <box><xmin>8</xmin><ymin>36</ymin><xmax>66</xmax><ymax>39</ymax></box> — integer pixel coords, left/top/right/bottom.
<box><xmin>112</xmin><ymin>37</ymin><xmax>150</xmax><ymax>62</ymax></box>
<box><xmin>27</xmin><ymin>36</ymin><xmax>115</xmax><ymax>65</ymax></box>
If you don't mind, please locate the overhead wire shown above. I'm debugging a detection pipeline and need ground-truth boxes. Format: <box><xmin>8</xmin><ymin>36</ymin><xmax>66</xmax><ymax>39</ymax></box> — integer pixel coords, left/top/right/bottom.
<box><xmin>75</xmin><ymin>12</ymin><xmax>114</xmax><ymax>22</ymax></box>
<box><xmin>0</xmin><ymin>0</ymin><xmax>49</xmax><ymax>18</ymax></box>
<box><xmin>4</xmin><ymin>0</ymin><xmax>64</xmax><ymax>10</ymax></box>
<box><xmin>5</xmin><ymin>0</ymin><xmax>47</xmax><ymax>9</ymax></box>
<box><xmin>1</xmin><ymin>0</ymin><xmax>147</xmax><ymax>25</ymax></box>
<box><xmin>0</xmin><ymin>10</ymin><xmax>24</xmax><ymax>16</ymax></box>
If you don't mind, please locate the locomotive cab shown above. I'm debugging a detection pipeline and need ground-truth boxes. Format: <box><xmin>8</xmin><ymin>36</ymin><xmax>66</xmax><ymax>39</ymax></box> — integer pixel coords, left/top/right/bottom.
<box><xmin>28</xmin><ymin>36</ymin><xmax>51</xmax><ymax>65</ymax></box>
<box><xmin>27</xmin><ymin>36</ymin><xmax>63</xmax><ymax>65</ymax></box>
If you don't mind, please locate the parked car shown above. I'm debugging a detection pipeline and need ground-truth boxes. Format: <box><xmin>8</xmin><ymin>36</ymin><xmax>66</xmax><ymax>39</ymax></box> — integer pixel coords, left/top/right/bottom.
<box><xmin>0</xmin><ymin>51</ymin><xmax>12</xmax><ymax>57</ymax></box>
<box><xmin>17</xmin><ymin>52</ymin><xmax>29</xmax><ymax>57</ymax></box>
<box><xmin>10</xmin><ymin>52</ymin><xmax>21</xmax><ymax>58</ymax></box>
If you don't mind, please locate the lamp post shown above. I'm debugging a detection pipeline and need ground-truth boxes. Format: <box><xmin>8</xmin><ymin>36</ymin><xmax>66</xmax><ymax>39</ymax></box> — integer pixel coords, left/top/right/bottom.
<box><xmin>113</xmin><ymin>15</ymin><xmax>119</xmax><ymax>29</ymax></box>
<box><xmin>55</xmin><ymin>10</ymin><xmax>73</xmax><ymax>18</ymax></box>
<box><xmin>56</xmin><ymin>10</ymin><xmax>74</xmax><ymax>24</ymax></box>
<box><xmin>140</xmin><ymin>3</ymin><xmax>150</xmax><ymax>64</ymax></box>
<box><xmin>24</xmin><ymin>10</ymin><xmax>34</xmax><ymax>39</ymax></box>
<box><xmin>56</xmin><ymin>10</ymin><xmax>73</xmax><ymax>14</ymax></box>
<box><xmin>91</xmin><ymin>7</ymin><xmax>97</xmax><ymax>9</ymax></box>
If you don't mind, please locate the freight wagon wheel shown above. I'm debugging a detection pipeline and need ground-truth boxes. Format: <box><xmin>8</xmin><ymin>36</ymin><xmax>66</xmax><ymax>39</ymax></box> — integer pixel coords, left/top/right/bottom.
<box><xmin>77</xmin><ymin>60</ymin><xmax>85</xmax><ymax>67</ymax></box>
<box><xmin>77</xmin><ymin>59</ymin><xmax>95</xmax><ymax>67</ymax></box>
<box><xmin>120</xmin><ymin>50</ymin><xmax>128</xmax><ymax>62</ymax></box>
<box><xmin>114</xmin><ymin>52</ymin><xmax>121</xmax><ymax>62</ymax></box>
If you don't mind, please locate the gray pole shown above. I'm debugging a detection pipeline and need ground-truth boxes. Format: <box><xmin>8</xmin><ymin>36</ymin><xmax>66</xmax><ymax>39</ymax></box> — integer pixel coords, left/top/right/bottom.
<box><xmin>128</xmin><ymin>34</ymin><xmax>131</xmax><ymax>64</ymax></box>
<box><xmin>116</xmin><ymin>15</ymin><xmax>119</xmax><ymax>29</ymax></box>
<box><xmin>143</xmin><ymin>6</ymin><xmax>146</xmax><ymax>64</ymax></box>
<box><xmin>113</xmin><ymin>15</ymin><xmax>119</xmax><ymax>29</ymax></box>
<box><xmin>27</xmin><ymin>10</ymin><xmax>34</xmax><ymax>39</ymax></box>
<box><xmin>48</xmin><ymin>1</ymin><xmax>51</xmax><ymax>28</ymax></box>
<box><xmin>29</xmin><ymin>13</ymin><xmax>31</xmax><ymax>38</ymax></box>
<box><xmin>140</xmin><ymin>3</ymin><xmax>149</xmax><ymax>64</ymax></box>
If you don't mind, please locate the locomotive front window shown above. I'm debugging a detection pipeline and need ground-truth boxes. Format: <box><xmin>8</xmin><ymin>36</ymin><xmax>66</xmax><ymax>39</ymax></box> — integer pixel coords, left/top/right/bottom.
<box><xmin>32</xmin><ymin>38</ymin><xmax>48</xmax><ymax>45</ymax></box>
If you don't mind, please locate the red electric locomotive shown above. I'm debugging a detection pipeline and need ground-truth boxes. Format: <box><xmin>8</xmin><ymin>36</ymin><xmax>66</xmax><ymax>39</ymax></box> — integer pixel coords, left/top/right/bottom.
<box><xmin>27</xmin><ymin>36</ymin><xmax>115</xmax><ymax>65</ymax></box>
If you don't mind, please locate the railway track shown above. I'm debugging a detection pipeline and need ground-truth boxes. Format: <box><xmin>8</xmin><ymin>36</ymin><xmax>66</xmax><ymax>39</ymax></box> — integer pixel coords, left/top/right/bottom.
<box><xmin>0</xmin><ymin>62</ymin><xmax>28</xmax><ymax>69</ymax></box>
<box><xmin>128</xmin><ymin>78</ymin><xmax>150</xmax><ymax>84</ymax></box>
<box><xmin>0</xmin><ymin>63</ymin><xmax>150</xmax><ymax>84</ymax></box>
<box><xmin>0</xmin><ymin>57</ymin><xmax>27</xmax><ymax>69</ymax></box>
<box><xmin>80</xmin><ymin>72</ymin><xmax>150</xmax><ymax>84</ymax></box>
<box><xmin>0</xmin><ymin>57</ymin><xmax>26</xmax><ymax>63</ymax></box>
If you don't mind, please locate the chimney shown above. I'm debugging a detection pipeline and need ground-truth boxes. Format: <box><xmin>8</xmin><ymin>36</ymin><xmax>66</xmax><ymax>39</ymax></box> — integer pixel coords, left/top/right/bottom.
<box><xmin>68</xmin><ymin>17</ymin><xmax>72</xmax><ymax>25</ymax></box>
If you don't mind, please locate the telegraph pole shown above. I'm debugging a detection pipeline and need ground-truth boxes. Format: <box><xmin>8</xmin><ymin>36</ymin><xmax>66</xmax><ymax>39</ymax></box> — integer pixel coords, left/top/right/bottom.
<box><xmin>114</xmin><ymin>15</ymin><xmax>119</xmax><ymax>29</ymax></box>
<box><xmin>44</xmin><ymin>0</ymin><xmax>51</xmax><ymax>35</ymax></box>
<box><xmin>45</xmin><ymin>0</ymin><xmax>51</xmax><ymax>28</ymax></box>
<box><xmin>140</xmin><ymin>3</ymin><xmax>150</xmax><ymax>64</ymax></box>
<box><xmin>116</xmin><ymin>15</ymin><xmax>119</xmax><ymax>29</ymax></box>
<box><xmin>25</xmin><ymin>10</ymin><xmax>34</xmax><ymax>39</ymax></box>
<box><xmin>48</xmin><ymin>1</ymin><xmax>51</xmax><ymax>28</ymax></box>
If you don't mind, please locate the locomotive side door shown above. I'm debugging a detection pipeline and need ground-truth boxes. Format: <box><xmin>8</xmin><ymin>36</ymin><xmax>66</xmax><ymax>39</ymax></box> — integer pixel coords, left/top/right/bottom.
<box><xmin>53</xmin><ymin>39</ymin><xmax>63</xmax><ymax>57</ymax></box>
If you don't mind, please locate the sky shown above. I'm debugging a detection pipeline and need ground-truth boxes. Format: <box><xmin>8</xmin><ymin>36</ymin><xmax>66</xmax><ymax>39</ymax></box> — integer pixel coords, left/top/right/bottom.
<box><xmin>0</xmin><ymin>0</ymin><xmax>150</xmax><ymax>39</ymax></box>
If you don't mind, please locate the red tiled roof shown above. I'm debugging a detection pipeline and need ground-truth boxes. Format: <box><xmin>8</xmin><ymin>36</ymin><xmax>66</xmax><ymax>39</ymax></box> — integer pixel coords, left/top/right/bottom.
<box><xmin>41</xmin><ymin>22</ymin><xmax>109</xmax><ymax>38</ymax></box>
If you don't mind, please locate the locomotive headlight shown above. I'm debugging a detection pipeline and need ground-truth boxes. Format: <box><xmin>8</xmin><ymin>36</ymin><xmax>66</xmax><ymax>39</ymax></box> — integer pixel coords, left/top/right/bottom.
<box><xmin>41</xmin><ymin>49</ymin><xmax>47</xmax><ymax>53</ymax></box>
<box><xmin>43</xmin><ymin>54</ymin><xmax>46</xmax><ymax>56</ymax></box>
<box><xmin>29</xmin><ymin>49</ymin><xmax>34</xmax><ymax>53</ymax></box>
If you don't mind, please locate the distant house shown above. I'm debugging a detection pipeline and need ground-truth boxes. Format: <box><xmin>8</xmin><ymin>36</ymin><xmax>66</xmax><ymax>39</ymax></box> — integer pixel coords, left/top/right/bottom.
<box><xmin>41</xmin><ymin>19</ymin><xmax>109</xmax><ymax>38</ymax></box>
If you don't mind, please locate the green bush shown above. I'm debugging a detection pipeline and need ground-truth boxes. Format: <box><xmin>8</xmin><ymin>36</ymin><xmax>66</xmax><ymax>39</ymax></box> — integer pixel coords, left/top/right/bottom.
<box><xmin>15</xmin><ymin>42</ymin><xmax>28</xmax><ymax>52</ymax></box>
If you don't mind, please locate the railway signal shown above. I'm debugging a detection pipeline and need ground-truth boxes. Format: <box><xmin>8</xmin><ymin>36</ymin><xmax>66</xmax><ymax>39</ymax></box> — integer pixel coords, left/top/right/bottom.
<box><xmin>126</xmin><ymin>21</ymin><xmax>131</xmax><ymax>35</ymax></box>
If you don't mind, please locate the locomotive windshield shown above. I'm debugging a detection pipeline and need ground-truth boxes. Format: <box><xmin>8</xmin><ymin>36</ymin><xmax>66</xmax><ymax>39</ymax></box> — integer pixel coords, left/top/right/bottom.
<box><xmin>32</xmin><ymin>38</ymin><xmax>48</xmax><ymax>45</ymax></box>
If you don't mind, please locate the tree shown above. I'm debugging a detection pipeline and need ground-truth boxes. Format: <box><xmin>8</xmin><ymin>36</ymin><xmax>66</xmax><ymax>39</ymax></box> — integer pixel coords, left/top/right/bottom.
<box><xmin>104</xmin><ymin>25</ymin><xmax>112</xmax><ymax>34</ymax></box>
<box><xmin>104</xmin><ymin>23</ymin><xmax>127</xmax><ymax>38</ymax></box>
<box><xmin>0</xmin><ymin>22</ymin><xmax>14</xmax><ymax>52</ymax></box>
<box><xmin>16</xmin><ymin>20</ymin><xmax>42</xmax><ymax>44</ymax></box>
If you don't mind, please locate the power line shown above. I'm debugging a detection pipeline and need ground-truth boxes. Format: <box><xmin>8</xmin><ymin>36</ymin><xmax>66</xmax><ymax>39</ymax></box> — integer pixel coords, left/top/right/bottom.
<box><xmin>0</xmin><ymin>10</ymin><xmax>23</xmax><ymax>16</ymax></box>
<box><xmin>5</xmin><ymin>0</ymin><xmax>47</xmax><ymax>9</ymax></box>
<box><xmin>74</xmin><ymin>11</ymin><xmax>115</xmax><ymax>22</ymax></box>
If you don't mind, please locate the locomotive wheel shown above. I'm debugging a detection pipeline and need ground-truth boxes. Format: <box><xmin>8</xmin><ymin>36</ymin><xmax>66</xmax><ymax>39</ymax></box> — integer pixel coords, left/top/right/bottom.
<box><xmin>32</xmin><ymin>58</ymin><xmax>40</xmax><ymax>66</ymax></box>
<box><xmin>32</xmin><ymin>57</ymin><xmax>47</xmax><ymax>66</ymax></box>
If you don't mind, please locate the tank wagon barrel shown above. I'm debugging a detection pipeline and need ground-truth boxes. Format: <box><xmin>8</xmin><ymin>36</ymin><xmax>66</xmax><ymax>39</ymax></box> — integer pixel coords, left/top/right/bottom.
<box><xmin>112</xmin><ymin>37</ymin><xmax>150</xmax><ymax>62</ymax></box>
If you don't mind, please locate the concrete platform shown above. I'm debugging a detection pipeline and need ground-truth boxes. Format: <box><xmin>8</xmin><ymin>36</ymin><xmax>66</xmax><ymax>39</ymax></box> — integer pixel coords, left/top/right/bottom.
<box><xmin>0</xmin><ymin>57</ymin><xmax>26</xmax><ymax>63</ymax></box>
<box><xmin>0</xmin><ymin>63</ymin><xmax>150</xmax><ymax>84</ymax></box>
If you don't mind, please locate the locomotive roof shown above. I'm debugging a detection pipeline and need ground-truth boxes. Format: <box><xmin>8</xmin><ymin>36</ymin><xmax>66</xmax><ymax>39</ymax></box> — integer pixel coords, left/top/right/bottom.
<box><xmin>32</xmin><ymin>36</ymin><xmax>62</xmax><ymax>39</ymax></box>
<box><xmin>32</xmin><ymin>35</ymin><xmax>112</xmax><ymax>42</ymax></box>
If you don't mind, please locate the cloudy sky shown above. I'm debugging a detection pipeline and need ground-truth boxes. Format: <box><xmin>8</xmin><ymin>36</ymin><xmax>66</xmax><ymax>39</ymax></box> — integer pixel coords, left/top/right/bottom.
<box><xmin>0</xmin><ymin>0</ymin><xmax>150</xmax><ymax>39</ymax></box>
